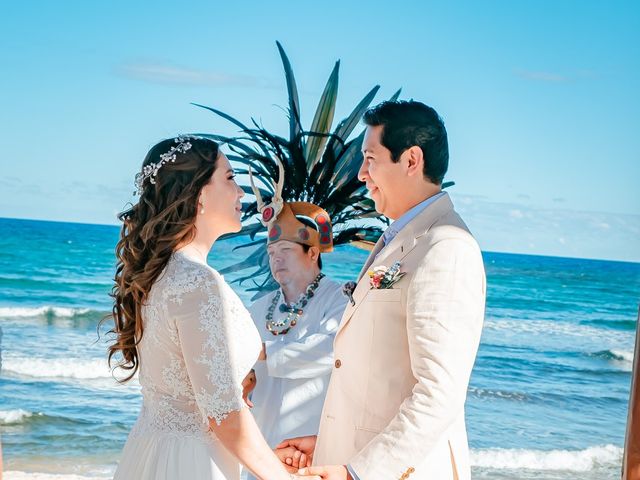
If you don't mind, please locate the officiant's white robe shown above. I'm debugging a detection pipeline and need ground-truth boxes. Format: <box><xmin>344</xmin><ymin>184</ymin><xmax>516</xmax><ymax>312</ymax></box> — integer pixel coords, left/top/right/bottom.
<box><xmin>248</xmin><ymin>276</ymin><xmax>346</xmax><ymax>448</ymax></box>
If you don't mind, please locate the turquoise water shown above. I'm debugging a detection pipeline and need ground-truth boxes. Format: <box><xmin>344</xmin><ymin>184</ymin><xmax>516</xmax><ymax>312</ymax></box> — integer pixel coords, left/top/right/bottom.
<box><xmin>0</xmin><ymin>217</ymin><xmax>638</xmax><ymax>479</ymax></box>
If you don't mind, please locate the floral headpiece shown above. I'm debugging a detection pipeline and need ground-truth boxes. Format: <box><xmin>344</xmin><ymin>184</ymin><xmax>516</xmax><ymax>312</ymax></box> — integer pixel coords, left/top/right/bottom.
<box><xmin>134</xmin><ymin>135</ymin><xmax>198</xmax><ymax>195</ymax></box>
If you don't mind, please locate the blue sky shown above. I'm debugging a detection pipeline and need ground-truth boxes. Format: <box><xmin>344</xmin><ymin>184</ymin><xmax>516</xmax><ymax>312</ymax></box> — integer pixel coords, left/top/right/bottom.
<box><xmin>1</xmin><ymin>1</ymin><xmax>638</xmax><ymax>261</ymax></box>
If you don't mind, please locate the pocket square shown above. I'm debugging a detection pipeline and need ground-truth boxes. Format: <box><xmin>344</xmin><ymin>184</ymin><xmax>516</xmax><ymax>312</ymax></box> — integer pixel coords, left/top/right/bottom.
<box><xmin>368</xmin><ymin>261</ymin><xmax>405</xmax><ymax>289</ymax></box>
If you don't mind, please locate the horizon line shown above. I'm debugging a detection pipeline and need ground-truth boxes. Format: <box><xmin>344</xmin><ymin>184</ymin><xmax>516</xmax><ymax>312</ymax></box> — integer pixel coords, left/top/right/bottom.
<box><xmin>1</xmin><ymin>215</ymin><xmax>638</xmax><ymax>266</ymax></box>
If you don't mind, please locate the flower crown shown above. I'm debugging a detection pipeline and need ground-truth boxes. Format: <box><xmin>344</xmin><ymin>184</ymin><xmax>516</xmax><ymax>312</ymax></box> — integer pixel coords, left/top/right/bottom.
<box><xmin>134</xmin><ymin>135</ymin><xmax>198</xmax><ymax>195</ymax></box>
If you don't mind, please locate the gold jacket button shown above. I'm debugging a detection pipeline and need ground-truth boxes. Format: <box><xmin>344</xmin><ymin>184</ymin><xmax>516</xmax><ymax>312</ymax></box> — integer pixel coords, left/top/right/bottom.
<box><xmin>408</xmin><ymin>467</ymin><xmax>415</xmax><ymax>473</ymax></box>
<box><xmin>335</xmin><ymin>359</ymin><xmax>342</xmax><ymax>368</ymax></box>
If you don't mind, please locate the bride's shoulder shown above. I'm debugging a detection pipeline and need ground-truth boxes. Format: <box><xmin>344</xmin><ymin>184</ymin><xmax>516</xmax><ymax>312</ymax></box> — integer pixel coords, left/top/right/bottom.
<box><xmin>160</xmin><ymin>251</ymin><xmax>223</xmax><ymax>294</ymax></box>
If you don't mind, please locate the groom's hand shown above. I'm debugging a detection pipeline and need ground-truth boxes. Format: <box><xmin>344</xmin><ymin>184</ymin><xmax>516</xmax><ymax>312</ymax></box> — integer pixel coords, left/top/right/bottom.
<box><xmin>275</xmin><ymin>435</ymin><xmax>317</xmax><ymax>470</ymax></box>
<box><xmin>298</xmin><ymin>465</ymin><xmax>350</xmax><ymax>479</ymax></box>
<box><xmin>273</xmin><ymin>447</ymin><xmax>311</xmax><ymax>473</ymax></box>
<box><xmin>241</xmin><ymin>369</ymin><xmax>256</xmax><ymax>408</ymax></box>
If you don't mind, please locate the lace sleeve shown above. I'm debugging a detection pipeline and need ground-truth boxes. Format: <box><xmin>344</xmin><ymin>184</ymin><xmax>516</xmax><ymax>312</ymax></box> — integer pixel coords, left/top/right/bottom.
<box><xmin>173</xmin><ymin>269</ymin><xmax>246</xmax><ymax>425</ymax></box>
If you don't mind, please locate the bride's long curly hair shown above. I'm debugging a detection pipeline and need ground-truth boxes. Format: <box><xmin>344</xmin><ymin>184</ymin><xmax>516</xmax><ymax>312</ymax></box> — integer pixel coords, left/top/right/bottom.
<box><xmin>105</xmin><ymin>136</ymin><xmax>220</xmax><ymax>381</ymax></box>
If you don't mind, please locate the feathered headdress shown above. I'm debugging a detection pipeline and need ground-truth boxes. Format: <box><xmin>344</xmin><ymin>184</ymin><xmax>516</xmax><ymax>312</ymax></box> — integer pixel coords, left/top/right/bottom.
<box><xmin>192</xmin><ymin>42</ymin><xmax>404</xmax><ymax>297</ymax></box>
<box><xmin>248</xmin><ymin>154</ymin><xmax>333</xmax><ymax>253</ymax></box>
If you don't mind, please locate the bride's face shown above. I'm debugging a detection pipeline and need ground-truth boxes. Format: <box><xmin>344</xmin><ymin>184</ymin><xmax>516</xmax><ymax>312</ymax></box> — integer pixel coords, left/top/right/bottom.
<box><xmin>199</xmin><ymin>153</ymin><xmax>244</xmax><ymax>235</ymax></box>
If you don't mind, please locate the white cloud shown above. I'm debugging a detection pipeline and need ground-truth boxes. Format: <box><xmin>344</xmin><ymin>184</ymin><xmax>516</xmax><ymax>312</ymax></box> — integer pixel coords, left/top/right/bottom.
<box><xmin>116</xmin><ymin>61</ymin><xmax>275</xmax><ymax>88</ymax></box>
<box><xmin>515</xmin><ymin>69</ymin><xmax>601</xmax><ymax>85</ymax></box>
<box><xmin>0</xmin><ymin>176</ymin><xmax>44</xmax><ymax>195</ymax></box>
<box><xmin>515</xmin><ymin>70</ymin><xmax>570</xmax><ymax>83</ymax></box>
<box><xmin>447</xmin><ymin>192</ymin><xmax>640</xmax><ymax>262</ymax></box>
<box><xmin>509</xmin><ymin>209</ymin><xmax>524</xmax><ymax>219</ymax></box>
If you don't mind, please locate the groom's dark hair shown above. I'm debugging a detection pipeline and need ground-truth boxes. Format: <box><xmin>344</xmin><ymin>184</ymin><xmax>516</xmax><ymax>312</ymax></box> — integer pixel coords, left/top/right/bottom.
<box><xmin>363</xmin><ymin>100</ymin><xmax>449</xmax><ymax>185</ymax></box>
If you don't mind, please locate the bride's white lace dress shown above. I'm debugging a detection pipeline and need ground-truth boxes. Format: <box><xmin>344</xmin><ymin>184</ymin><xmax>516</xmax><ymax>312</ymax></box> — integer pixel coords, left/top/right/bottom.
<box><xmin>114</xmin><ymin>251</ymin><xmax>261</xmax><ymax>479</ymax></box>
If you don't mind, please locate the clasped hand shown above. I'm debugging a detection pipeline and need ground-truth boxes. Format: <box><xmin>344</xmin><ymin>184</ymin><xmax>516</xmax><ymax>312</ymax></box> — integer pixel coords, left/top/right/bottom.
<box><xmin>274</xmin><ymin>436</ymin><xmax>350</xmax><ymax>479</ymax></box>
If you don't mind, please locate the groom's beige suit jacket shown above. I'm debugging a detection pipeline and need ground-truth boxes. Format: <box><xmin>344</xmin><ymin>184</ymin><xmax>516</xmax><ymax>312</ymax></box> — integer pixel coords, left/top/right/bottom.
<box><xmin>313</xmin><ymin>193</ymin><xmax>486</xmax><ymax>480</ymax></box>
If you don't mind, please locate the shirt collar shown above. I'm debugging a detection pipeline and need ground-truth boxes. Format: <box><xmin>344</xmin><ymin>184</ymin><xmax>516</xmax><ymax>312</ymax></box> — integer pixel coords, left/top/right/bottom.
<box><xmin>382</xmin><ymin>191</ymin><xmax>446</xmax><ymax>246</ymax></box>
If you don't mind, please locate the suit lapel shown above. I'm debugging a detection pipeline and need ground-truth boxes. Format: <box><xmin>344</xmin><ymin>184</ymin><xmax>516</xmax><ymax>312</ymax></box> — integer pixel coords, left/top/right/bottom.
<box><xmin>356</xmin><ymin>236</ymin><xmax>385</xmax><ymax>282</ymax></box>
<box><xmin>337</xmin><ymin>238</ymin><xmax>383</xmax><ymax>335</ymax></box>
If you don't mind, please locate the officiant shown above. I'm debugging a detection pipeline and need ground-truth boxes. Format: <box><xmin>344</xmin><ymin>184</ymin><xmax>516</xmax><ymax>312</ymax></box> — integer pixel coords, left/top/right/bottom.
<box><xmin>245</xmin><ymin>197</ymin><xmax>347</xmax><ymax>460</ymax></box>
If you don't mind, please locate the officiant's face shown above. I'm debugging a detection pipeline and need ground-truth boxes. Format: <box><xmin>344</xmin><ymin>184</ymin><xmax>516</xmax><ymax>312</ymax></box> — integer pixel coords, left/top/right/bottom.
<box><xmin>268</xmin><ymin>240</ymin><xmax>317</xmax><ymax>285</ymax></box>
<box><xmin>359</xmin><ymin>125</ymin><xmax>407</xmax><ymax>220</ymax></box>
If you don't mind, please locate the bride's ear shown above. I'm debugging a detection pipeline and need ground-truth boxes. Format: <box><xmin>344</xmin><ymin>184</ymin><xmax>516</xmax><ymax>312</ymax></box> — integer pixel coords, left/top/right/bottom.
<box><xmin>198</xmin><ymin>191</ymin><xmax>206</xmax><ymax>215</ymax></box>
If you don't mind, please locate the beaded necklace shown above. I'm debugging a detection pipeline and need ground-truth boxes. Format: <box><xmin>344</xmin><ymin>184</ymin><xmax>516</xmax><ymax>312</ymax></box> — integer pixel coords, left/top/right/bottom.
<box><xmin>266</xmin><ymin>273</ymin><xmax>325</xmax><ymax>336</ymax></box>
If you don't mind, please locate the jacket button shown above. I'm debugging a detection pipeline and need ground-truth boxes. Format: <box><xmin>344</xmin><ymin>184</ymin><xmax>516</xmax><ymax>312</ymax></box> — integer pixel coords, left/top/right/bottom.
<box><xmin>334</xmin><ymin>359</ymin><xmax>342</xmax><ymax>368</ymax></box>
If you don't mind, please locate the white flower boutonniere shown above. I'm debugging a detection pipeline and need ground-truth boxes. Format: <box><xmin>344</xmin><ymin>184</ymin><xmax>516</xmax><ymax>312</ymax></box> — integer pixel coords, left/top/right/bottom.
<box><xmin>368</xmin><ymin>261</ymin><xmax>405</xmax><ymax>289</ymax></box>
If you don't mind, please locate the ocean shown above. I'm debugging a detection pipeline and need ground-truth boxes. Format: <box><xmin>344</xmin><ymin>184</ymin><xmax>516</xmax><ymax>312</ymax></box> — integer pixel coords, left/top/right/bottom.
<box><xmin>0</xmin><ymin>217</ymin><xmax>637</xmax><ymax>479</ymax></box>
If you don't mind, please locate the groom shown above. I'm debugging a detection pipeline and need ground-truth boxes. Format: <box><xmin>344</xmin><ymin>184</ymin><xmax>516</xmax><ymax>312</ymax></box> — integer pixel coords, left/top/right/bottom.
<box><xmin>276</xmin><ymin>100</ymin><xmax>486</xmax><ymax>479</ymax></box>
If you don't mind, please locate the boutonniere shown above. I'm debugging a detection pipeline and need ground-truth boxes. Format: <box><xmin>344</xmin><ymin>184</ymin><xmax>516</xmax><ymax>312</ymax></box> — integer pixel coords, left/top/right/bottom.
<box><xmin>368</xmin><ymin>261</ymin><xmax>405</xmax><ymax>289</ymax></box>
<box><xmin>342</xmin><ymin>281</ymin><xmax>357</xmax><ymax>306</ymax></box>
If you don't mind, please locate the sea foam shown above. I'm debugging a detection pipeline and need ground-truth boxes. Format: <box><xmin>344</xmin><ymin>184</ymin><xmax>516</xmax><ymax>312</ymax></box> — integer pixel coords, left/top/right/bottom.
<box><xmin>0</xmin><ymin>306</ymin><xmax>92</xmax><ymax>318</ymax></box>
<box><xmin>0</xmin><ymin>409</ymin><xmax>35</xmax><ymax>425</ymax></box>
<box><xmin>470</xmin><ymin>444</ymin><xmax>622</xmax><ymax>471</ymax></box>
<box><xmin>5</xmin><ymin>472</ymin><xmax>110</xmax><ymax>480</ymax></box>
<box><xmin>1</xmin><ymin>357</ymin><xmax>139</xmax><ymax>389</ymax></box>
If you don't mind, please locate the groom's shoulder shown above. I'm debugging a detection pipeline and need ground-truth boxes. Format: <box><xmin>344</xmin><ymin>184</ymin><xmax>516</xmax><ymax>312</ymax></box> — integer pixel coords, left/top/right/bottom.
<box><xmin>424</xmin><ymin>207</ymin><xmax>478</xmax><ymax>250</ymax></box>
<box><xmin>406</xmin><ymin>208</ymin><xmax>483</xmax><ymax>276</ymax></box>
<box><xmin>410</xmin><ymin>194</ymin><xmax>476</xmax><ymax>248</ymax></box>
<box><xmin>410</xmin><ymin>214</ymin><xmax>483</xmax><ymax>282</ymax></box>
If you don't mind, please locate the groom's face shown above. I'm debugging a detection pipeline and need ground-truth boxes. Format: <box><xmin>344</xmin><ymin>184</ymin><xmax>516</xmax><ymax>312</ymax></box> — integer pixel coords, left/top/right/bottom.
<box><xmin>359</xmin><ymin>125</ymin><xmax>406</xmax><ymax>220</ymax></box>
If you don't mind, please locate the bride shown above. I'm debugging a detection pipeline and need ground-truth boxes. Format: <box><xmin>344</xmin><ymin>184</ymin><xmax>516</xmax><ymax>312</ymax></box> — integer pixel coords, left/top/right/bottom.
<box><xmin>106</xmin><ymin>136</ymin><xmax>314</xmax><ymax>479</ymax></box>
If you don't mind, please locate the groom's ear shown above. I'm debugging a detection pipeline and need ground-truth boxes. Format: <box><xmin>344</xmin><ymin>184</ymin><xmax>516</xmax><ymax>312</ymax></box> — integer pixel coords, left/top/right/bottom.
<box><xmin>405</xmin><ymin>145</ymin><xmax>425</xmax><ymax>178</ymax></box>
